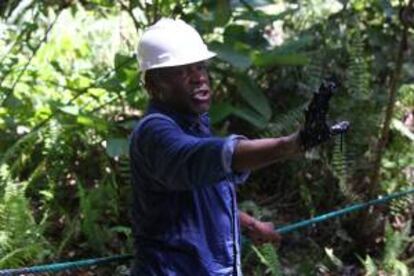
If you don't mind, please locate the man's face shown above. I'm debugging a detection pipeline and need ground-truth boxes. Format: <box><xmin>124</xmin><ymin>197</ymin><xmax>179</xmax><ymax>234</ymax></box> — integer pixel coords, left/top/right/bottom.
<box><xmin>153</xmin><ymin>61</ymin><xmax>212</xmax><ymax>115</ymax></box>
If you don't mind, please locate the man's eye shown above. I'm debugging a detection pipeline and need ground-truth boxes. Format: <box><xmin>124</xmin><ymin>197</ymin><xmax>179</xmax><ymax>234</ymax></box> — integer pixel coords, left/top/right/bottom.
<box><xmin>171</xmin><ymin>68</ymin><xmax>185</xmax><ymax>76</ymax></box>
<box><xmin>197</xmin><ymin>63</ymin><xmax>207</xmax><ymax>71</ymax></box>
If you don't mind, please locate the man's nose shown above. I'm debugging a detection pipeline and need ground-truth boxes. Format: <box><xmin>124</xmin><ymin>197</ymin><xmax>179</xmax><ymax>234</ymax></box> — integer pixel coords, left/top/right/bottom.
<box><xmin>188</xmin><ymin>65</ymin><xmax>207</xmax><ymax>83</ymax></box>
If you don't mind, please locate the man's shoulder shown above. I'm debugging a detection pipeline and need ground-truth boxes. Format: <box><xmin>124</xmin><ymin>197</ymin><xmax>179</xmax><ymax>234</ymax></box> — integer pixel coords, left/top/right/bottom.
<box><xmin>142</xmin><ymin>112</ymin><xmax>176</xmax><ymax>125</ymax></box>
<box><xmin>130</xmin><ymin>112</ymin><xmax>181</xmax><ymax>143</ymax></box>
<box><xmin>137</xmin><ymin>112</ymin><xmax>176</xmax><ymax>130</ymax></box>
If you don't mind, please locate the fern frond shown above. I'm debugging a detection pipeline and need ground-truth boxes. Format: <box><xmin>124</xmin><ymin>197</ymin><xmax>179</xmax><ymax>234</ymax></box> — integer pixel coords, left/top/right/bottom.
<box><xmin>263</xmin><ymin>104</ymin><xmax>305</xmax><ymax>137</ymax></box>
<box><xmin>56</xmin><ymin>215</ymin><xmax>80</xmax><ymax>257</ymax></box>
<box><xmin>252</xmin><ymin>243</ymin><xmax>282</xmax><ymax>276</ymax></box>
<box><xmin>118</xmin><ymin>155</ymin><xmax>131</xmax><ymax>184</ymax></box>
<box><xmin>330</xmin><ymin>135</ymin><xmax>360</xmax><ymax>202</ymax></box>
<box><xmin>77</xmin><ymin>178</ymin><xmax>119</xmax><ymax>253</ymax></box>
<box><xmin>389</xmin><ymin>194</ymin><xmax>413</xmax><ymax>217</ymax></box>
<box><xmin>361</xmin><ymin>254</ymin><xmax>378</xmax><ymax>276</ymax></box>
<box><xmin>0</xmin><ymin>172</ymin><xmax>51</xmax><ymax>268</ymax></box>
<box><xmin>346</xmin><ymin>31</ymin><xmax>371</xmax><ymax>99</ymax></box>
<box><xmin>78</xmin><ymin>183</ymin><xmax>105</xmax><ymax>252</ymax></box>
<box><xmin>383</xmin><ymin>221</ymin><xmax>411</xmax><ymax>268</ymax></box>
<box><xmin>0</xmin><ymin>127</ymin><xmax>41</xmax><ymax>167</ymax></box>
<box><xmin>306</xmin><ymin>52</ymin><xmax>324</xmax><ymax>92</ymax></box>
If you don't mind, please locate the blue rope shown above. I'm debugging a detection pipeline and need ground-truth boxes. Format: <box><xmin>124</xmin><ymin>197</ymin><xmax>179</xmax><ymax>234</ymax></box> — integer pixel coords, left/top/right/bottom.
<box><xmin>275</xmin><ymin>187</ymin><xmax>414</xmax><ymax>234</ymax></box>
<box><xmin>0</xmin><ymin>254</ymin><xmax>132</xmax><ymax>275</ymax></box>
<box><xmin>1</xmin><ymin>188</ymin><xmax>414</xmax><ymax>274</ymax></box>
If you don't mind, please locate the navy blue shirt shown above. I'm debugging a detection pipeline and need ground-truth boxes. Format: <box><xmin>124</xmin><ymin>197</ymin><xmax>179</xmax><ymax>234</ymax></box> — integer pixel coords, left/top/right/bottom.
<box><xmin>129</xmin><ymin>101</ymin><xmax>249</xmax><ymax>275</ymax></box>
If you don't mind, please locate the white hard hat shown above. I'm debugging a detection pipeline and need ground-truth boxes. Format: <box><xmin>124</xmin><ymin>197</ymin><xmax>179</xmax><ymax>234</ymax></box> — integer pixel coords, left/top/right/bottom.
<box><xmin>137</xmin><ymin>18</ymin><xmax>216</xmax><ymax>72</ymax></box>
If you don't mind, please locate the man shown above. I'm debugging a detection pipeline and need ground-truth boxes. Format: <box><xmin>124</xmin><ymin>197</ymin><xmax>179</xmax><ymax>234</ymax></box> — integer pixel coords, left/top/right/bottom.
<box><xmin>129</xmin><ymin>18</ymin><xmax>327</xmax><ymax>275</ymax></box>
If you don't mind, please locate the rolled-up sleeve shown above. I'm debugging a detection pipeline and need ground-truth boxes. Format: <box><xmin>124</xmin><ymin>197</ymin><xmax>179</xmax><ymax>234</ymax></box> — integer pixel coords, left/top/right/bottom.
<box><xmin>130</xmin><ymin>115</ymin><xmax>250</xmax><ymax>190</ymax></box>
<box><xmin>221</xmin><ymin>134</ymin><xmax>250</xmax><ymax>184</ymax></box>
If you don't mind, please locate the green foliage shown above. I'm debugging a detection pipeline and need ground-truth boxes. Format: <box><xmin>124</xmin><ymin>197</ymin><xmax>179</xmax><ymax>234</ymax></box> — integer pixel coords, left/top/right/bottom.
<box><xmin>239</xmin><ymin>200</ymin><xmax>273</xmax><ymax>220</ymax></box>
<box><xmin>330</xmin><ymin>135</ymin><xmax>360</xmax><ymax>202</ymax></box>
<box><xmin>235</xmin><ymin>73</ymin><xmax>272</xmax><ymax>121</ymax></box>
<box><xmin>346</xmin><ymin>30</ymin><xmax>371</xmax><ymax>100</ymax></box>
<box><xmin>361</xmin><ymin>255</ymin><xmax>378</xmax><ymax>276</ymax></box>
<box><xmin>78</xmin><ymin>178</ymin><xmax>120</xmax><ymax>253</ymax></box>
<box><xmin>0</xmin><ymin>165</ymin><xmax>51</xmax><ymax>268</ymax></box>
<box><xmin>106</xmin><ymin>138</ymin><xmax>129</xmax><ymax>158</ymax></box>
<box><xmin>383</xmin><ymin>221</ymin><xmax>411</xmax><ymax>272</ymax></box>
<box><xmin>265</xmin><ymin>104</ymin><xmax>304</xmax><ymax>137</ymax></box>
<box><xmin>360</xmin><ymin>222</ymin><xmax>412</xmax><ymax>275</ymax></box>
<box><xmin>252</xmin><ymin>244</ymin><xmax>282</xmax><ymax>276</ymax></box>
<box><xmin>0</xmin><ymin>0</ymin><xmax>413</xmax><ymax>274</ymax></box>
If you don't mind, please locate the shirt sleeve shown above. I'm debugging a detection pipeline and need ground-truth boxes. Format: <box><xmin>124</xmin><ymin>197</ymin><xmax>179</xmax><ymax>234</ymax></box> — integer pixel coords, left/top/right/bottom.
<box><xmin>222</xmin><ymin>134</ymin><xmax>250</xmax><ymax>184</ymax></box>
<box><xmin>130</xmin><ymin>115</ymin><xmax>250</xmax><ymax>191</ymax></box>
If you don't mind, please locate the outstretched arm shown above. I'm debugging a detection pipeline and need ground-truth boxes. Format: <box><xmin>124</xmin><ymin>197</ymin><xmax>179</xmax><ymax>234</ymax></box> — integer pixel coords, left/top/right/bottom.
<box><xmin>232</xmin><ymin>131</ymin><xmax>302</xmax><ymax>172</ymax></box>
<box><xmin>232</xmin><ymin>80</ymin><xmax>349</xmax><ymax>172</ymax></box>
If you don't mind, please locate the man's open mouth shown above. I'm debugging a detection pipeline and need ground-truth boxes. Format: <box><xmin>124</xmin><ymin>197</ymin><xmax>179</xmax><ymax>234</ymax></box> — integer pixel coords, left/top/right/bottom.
<box><xmin>191</xmin><ymin>86</ymin><xmax>210</xmax><ymax>102</ymax></box>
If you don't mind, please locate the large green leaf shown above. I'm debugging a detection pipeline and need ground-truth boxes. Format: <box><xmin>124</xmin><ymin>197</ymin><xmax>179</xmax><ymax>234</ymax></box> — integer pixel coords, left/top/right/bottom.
<box><xmin>232</xmin><ymin>106</ymin><xmax>268</xmax><ymax>129</ymax></box>
<box><xmin>251</xmin><ymin>36</ymin><xmax>312</xmax><ymax>67</ymax></box>
<box><xmin>209</xmin><ymin>102</ymin><xmax>234</xmax><ymax>124</ymax></box>
<box><xmin>114</xmin><ymin>53</ymin><xmax>139</xmax><ymax>90</ymax></box>
<box><xmin>114</xmin><ymin>53</ymin><xmax>135</xmax><ymax>72</ymax></box>
<box><xmin>106</xmin><ymin>138</ymin><xmax>129</xmax><ymax>158</ymax></box>
<box><xmin>209</xmin><ymin>101</ymin><xmax>269</xmax><ymax>129</ymax></box>
<box><xmin>214</xmin><ymin>0</ymin><xmax>231</xmax><ymax>26</ymax></box>
<box><xmin>59</xmin><ymin>106</ymin><xmax>79</xmax><ymax>116</ymax></box>
<box><xmin>276</xmin><ymin>35</ymin><xmax>314</xmax><ymax>54</ymax></box>
<box><xmin>76</xmin><ymin>114</ymin><xmax>108</xmax><ymax>132</ymax></box>
<box><xmin>235</xmin><ymin>7</ymin><xmax>294</xmax><ymax>25</ymax></box>
<box><xmin>223</xmin><ymin>25</ymin><xmax>246</xmax><ymax>44</ymax></box>
<box><xmin>101</xmin><ymin>77</ymin><xmax>124</xmax><ymax>92</ymax></box>
<box><xmin>115</xmin><ymin>53</ymin><xmax>136</xmax><ymax>77</ymax></box>
<box><xmin>238</xmin><ymin>0</ymin><xmax>272</xmax><ymax>7</ymax></box>
<box><xmin>209</xmin><ymin>42</ymin><xmax>251</xmax><ymax>70</ymax></box>
<box><xmin>252</xmin><ymin>52</ymin><xmax>310</xmax><ymax>67</ymax></box>
<box><xmin>235</xmin><ymin>74</ymin><xmax>272</xmax><ymax>120</ymax></box>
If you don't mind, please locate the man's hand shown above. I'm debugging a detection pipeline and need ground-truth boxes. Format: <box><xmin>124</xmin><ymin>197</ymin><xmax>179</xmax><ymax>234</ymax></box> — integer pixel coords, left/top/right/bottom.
<box><xmin>239</xmin><ymin>211</ymin><xmax>280</xmax><ymax>246</ymax></box>
<box><xmin>300</xmin><ymin>80</ymin><xmax>350</xmax><ymax>151</ymax></box>
<box><xmin>246</xmin><ymin>220</ymin><xmax>281</xmax><ymax>246</ymax></box>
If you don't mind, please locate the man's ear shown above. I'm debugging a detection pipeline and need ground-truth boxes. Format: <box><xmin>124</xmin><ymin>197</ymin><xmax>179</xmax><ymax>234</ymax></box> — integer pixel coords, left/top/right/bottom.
<box><xmin>145</xmin><ymin>72</ymin><xmax>167</xmax><ymax>100</ymax></box>
<box><xmin>155</xmin><ymin>77</ymin><xmax>169</xmax><ymax>90</ymax></box>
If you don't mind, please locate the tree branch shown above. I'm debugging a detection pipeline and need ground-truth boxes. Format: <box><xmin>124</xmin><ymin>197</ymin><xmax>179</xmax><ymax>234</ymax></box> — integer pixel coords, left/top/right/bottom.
<box><xmin>1</xmin><ymin>9</ymin><xmax>62</xmax><ymax>106</ymax></box>
<box><xmin>117</xmin><ymin>0</ymin><xmax>143</xmax><ymax>33</ymax></box>
<box><xmin>369</xmin><ymin>0</ymin><xmax>413</xmax><ymax>194</ymax></box>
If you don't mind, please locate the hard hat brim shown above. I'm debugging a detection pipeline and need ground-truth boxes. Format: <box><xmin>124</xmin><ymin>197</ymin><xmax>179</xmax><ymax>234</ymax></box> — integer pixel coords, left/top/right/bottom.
<box><xmin>141</xmin><ymin>51</ymin><xmax>216</xmax><ymax>72</ymax></box>
<box><xmin>140</xmin><ymin>51</ymin><xmax>216</xmax><ymax>84</ymax></box>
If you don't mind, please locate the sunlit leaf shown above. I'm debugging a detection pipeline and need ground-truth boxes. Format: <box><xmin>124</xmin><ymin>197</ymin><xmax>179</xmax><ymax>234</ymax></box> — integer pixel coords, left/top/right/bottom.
<box><xmin>76</xmin><ymin>115</ymin><xmax>94</xmax><ymax>126</ymax></box>
<box><xmin>325</xmin><ymin>247</ymin><xmax>343</xmax><ymax>268</ymax></box>
<box><xmin>59</xmin><ymin>106</ymin><xmax>79</xmax><ymax>116</ymax></box>
<box><xmin>88</xmin><ymin>0</ymin><xmax>115</xmax><ymax>7</ymax></box>
<box><xmin>391</xmin><ymin>119</ymin><xmax>414</xmax><ymax>141</ymax></box>
<box><xmin>77</xmin><ymin>115</ymin><xmax>107</xmax><ymax>131</ymax></box>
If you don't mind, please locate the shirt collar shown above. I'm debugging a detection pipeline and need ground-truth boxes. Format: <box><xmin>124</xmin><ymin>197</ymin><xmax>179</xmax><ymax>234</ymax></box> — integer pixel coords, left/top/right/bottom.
<box><xmin>147</xmin><ymin>100</ymin><xmax>209</xmax><ymax>128</ymax></box>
